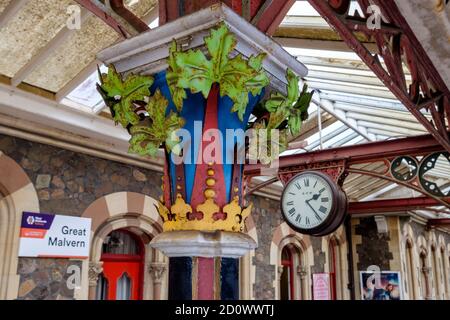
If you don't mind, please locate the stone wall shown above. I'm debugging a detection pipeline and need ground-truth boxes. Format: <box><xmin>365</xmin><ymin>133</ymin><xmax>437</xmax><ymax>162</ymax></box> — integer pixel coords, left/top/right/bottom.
<box><xmin>0</xmin><ymin>134</ymin><xmax>163</xmax><ymax>215</ymax></box>
<box><xmin>249</xmin><ymin>195</ymin><xmax>283</xmax><ymax>300</ymax></box>
<box><xmin>354</xmin><ymin>217</ymin><xmax>392</xmax><ymax>270</ymax></box>
<box><xmin>16</xmin><ymin>258</ymin><xmax>81</xmax><ymax>300</ymax></box>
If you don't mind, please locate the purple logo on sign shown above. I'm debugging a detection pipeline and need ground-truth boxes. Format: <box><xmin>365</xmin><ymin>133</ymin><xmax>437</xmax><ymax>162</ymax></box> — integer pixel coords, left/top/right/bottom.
<box><xmin>21</xmin><ymin>212</ymin><xmax>55</xmax><ymax>230</ymax></box>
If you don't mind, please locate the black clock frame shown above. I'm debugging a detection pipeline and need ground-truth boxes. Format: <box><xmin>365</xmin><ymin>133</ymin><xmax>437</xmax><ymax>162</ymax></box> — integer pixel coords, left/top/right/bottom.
<box><xmin>280</xmin><ymin>171</ymin><xmax>348</xmax><ymax>236</ymax></box>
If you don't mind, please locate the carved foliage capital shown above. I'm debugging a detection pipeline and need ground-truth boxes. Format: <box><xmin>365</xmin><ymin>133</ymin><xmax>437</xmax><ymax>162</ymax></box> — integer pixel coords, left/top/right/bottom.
<box><xmin>89</xmin><ymin>261</ymin><xmax>104</xmax><ymax>286</ymax></box>
<box><xmin>149</xmin><ymin>262</ymin><xmax>167</xmax><ymax>284</ymax></box>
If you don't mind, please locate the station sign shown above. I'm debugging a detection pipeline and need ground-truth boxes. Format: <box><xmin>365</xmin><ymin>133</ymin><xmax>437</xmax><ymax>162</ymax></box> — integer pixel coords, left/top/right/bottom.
<box><xmin>18</xmin><ymin>212</ymin><xmax>91</xmax><ymax>259</ymax></box>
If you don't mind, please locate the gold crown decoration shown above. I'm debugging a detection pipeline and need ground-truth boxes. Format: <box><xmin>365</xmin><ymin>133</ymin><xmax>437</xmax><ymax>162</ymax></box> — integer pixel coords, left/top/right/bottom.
<box><xmin>155</xmin><ymin>193</ymin><xmax>252</xmax><ymax>232</ymax></box>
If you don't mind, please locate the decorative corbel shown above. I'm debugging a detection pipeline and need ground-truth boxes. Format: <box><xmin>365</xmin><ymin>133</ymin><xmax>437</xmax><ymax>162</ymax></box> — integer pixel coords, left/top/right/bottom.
<box><xmin>374</xmin><ymin>215</ymin><xmax>388</xmax><ymax>234</ymax></box>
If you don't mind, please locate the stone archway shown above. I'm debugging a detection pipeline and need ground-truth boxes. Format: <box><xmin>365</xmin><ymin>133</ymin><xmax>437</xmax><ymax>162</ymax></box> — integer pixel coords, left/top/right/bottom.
<box><xmin>81</xmin><ymin>192</ymin><xmax>166</xmax><ymax>300</ymax></box>
<box><xmin>270</xmin><ymin>222</ymin><xmax>314</xmax><ymax>300</ymax></box>
<box><xmin>0</xmin><ymin>151</ymin><xmax>39</xmax><ymax>299</ymax></box>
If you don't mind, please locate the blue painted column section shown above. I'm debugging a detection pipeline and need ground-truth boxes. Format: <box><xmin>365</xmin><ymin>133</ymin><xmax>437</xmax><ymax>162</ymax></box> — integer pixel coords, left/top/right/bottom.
<box><xmin>168</xmin><ymin>257</ymin><xmax>192</xmax><ymax>300</ymax></box>
<box><xmin>220</xmin><ymin>258</ymin><xmax>239</xmax><ymax>300</ymax></box>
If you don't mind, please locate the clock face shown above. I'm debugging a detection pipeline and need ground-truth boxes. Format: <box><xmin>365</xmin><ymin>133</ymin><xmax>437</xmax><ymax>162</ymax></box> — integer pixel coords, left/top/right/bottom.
<box><xmin>281</xmin><ymin>172</ymin><xmax>335</xmax><ymax>231</ymax></box>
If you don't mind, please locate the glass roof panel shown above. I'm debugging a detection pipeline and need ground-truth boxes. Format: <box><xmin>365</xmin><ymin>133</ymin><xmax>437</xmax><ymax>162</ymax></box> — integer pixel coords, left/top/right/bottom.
<box><xmin>65</xmin><ymin>64</ymin><xmax>107</xmax><ymax>110</ymax></box>
<box><xmin>62</xmin><ymin>17</ymin><xmax>159</xmax><ymax>113</ymax></box>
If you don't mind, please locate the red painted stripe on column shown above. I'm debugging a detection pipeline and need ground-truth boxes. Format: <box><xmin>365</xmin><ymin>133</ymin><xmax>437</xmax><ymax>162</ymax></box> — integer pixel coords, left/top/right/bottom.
<box><xmin>197</xmin><ymin>257</ymin><xmax>215</xmax><ymax>300</ymax></box>
<box><xmin>190</xmin><ymin>84</ymin><xmax>227</xmax><ymax>218</ymax></box>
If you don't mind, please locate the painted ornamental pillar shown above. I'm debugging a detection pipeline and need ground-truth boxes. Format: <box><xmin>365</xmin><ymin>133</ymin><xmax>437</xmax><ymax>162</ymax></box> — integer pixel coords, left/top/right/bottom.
<box><xmin>96</xmin><ymin>4</ymin><xmax>309</xmax><ymax>300</ymax></box>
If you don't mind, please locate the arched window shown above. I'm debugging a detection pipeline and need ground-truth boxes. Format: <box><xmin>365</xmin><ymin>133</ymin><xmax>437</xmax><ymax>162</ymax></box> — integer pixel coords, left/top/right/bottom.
<box><xmin>279</xmin><ymin>244</ymin><xmax>305</xmax><ymax>300</ymax></box>
<box><xmin>405</xmin><ymin>241</ymin><xmax>417</xmax><ymax>299</ymax></box>
<box><xmin>102</xmin><ymin>230</ymin><xmax>140</xmax><ymax>255</ymax></box>
<box><xmin>116</xmin><ymin>273</ymin><xmax>132</xmax><ymax>300</ymax></box>
<box><xmin>328</xmin><ymin>238</ymin><xmax>342</xmax><ymax>300</ymax></box>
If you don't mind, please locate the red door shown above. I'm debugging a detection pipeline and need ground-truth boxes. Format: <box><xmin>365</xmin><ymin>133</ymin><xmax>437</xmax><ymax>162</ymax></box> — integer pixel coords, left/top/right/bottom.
<box><xmin>102</xmin><ymin>258</ymin><xmax>141</xmax><ymax>300</ymax></box>
<box><xmin>99</xmin><ymin>230</ymin><xmax>144</xmax><ymax>300</ymax></box>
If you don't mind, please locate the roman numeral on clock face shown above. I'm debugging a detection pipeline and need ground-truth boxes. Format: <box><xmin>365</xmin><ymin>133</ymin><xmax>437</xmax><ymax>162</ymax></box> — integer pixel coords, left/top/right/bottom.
<box><xmin>304</xmin><ymin>178</ymin><xmax>310</xmax><ymax>187</ymax></box>
<box><xmin>287</xmin><ymin>201</ymin><xmax>294</xmax><ymax>206</ymax></box>
<box><xmin>295</xmin><ymin>215</ymin><xmax>301</xmax><ymax>223</ymax></box>
<box><xmin>321</xmin><ymin>197</ymin><xmax>329</xmax><ymax>203</ymax></box>
<box><xmin>305</xmin><ymin>217</ymin><xmax>310</xmax><ymax>225</ymax></box>
<box><xmin>319</xmin><ymin>206</ymin><xmax>327</xmax><ymax>214</ymax></box>
<box><xmin>288</xmin><ymin>208</ymin><xmax>296</xmax><ymax>216</ymax></box>
<box><xmin>295</xmin><ymin>182</ymin><xmax>301</xmax><ymax>190</ymax></box>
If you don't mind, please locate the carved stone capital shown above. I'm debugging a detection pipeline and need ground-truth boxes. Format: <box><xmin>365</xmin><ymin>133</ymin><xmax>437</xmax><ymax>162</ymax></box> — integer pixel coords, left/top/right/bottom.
<box><xmin>277</xmin><ymin>265</ymin><xmax>284</xmax><ymax>279</ymax></box>
<box><xmin>149</xmin><ymin>262</ymin><xmax>167</xmax><ymax>284</ymax></box>
<box><xmin>88</xmin><ymin>261</ymin><xmax>103</xmax><ymax>287</ymax></box>
<box><xmin>297</xmin><ymin>265</ymin><xmax>307</xmax><ymax>279</ymax></box>
<box><xmin>422</xmin><ymin>266</ymin><xmax>431</xmax><ymax>275</ymax></box>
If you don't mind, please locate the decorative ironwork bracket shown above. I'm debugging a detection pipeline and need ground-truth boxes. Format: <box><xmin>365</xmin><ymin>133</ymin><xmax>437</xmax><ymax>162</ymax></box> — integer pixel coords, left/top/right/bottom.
<box><xmin>277</xmin><ymin>159</ymin><xmax>347</xmax><ymax>187</ymax></box>
<box><xmin>307</xmin><ymin>0</ymin><xmax>450</xmax><ymax>153</ymax></box>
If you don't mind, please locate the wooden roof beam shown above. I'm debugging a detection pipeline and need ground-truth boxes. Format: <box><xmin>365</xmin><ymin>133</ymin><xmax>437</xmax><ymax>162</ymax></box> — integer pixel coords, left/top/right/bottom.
<box><xmin>10</xmin><ymin>8</ymin><xmax>93</xmax><ymax>87</ymax></box>
<box><xmin>0</xmin><ymin>0</ymin><xmax>29</xmax><ymax>29</ymax></box>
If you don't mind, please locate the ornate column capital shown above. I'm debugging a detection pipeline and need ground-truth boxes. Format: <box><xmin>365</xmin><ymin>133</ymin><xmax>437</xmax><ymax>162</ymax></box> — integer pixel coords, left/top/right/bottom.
<box><xmin>277</xmin><ymin>265</ymin><xmax>284</xmax><ymax>279</ymax></box>
<box><xmin>297</xmin><ymin>265</ymin><xmax>307</xmax><ymax>279</ymax></box>
<box><xmin>422</xmin><ymin>266</ymin><xmax>431</xmax><ymax>275</ymax></box>
<box><xmin>149</xmin><ymin>262</ymin><xmax>167</xmax><ymax>284</ymax></box>
<box><xmin>88</xmin><ymin>261</ymin><xmax>103</xmax><ymax>287</ymax></box>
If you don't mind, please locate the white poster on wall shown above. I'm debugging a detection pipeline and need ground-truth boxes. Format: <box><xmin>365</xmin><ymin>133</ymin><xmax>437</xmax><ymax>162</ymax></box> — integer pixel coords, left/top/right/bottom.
<box><xmin>18</xmin><ymin>212</ymin><xmax>91</xmax><ymax>259</ymax></box>
<box><xmin>312</xmin><ymin>273</ymin><xmax>331</xmax><ymax>300</ymax></box>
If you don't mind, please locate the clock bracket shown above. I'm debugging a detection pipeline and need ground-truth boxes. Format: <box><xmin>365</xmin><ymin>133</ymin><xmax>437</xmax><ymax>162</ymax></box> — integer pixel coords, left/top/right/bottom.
<box><xmin>278</xmin><ymin>159</ymin><xmax>348</xmax><ymax>188</ymax></box>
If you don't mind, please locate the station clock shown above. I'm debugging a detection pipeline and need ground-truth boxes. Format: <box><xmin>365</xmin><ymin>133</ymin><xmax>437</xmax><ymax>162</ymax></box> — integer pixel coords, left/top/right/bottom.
<box><xmin>280</xmin><ymin>171</ymin><xmax>348</xmax><ymax>236</ymax></box>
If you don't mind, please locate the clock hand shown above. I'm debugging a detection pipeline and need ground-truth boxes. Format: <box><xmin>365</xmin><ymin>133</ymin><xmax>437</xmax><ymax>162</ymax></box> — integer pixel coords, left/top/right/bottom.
<box><xmin>306</xmin><ymin>200</ymin><xmax>321</xmax><ymax>220</ymax></box>
<box><xmin>306</xmin><ymin>192</ymin><xmax>322</xmax><ymax>203</ymax></box>
<box><xmin>311</xmin><ymin>189</ymin><xmax>325</xmax><ymax>201</ymax></box>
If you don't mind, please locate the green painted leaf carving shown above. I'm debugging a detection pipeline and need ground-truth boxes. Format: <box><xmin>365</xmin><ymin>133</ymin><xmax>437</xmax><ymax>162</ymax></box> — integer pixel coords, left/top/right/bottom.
<box><xmin>290</xmin><ymin>83</ymin><xmax>313</xmax><ymax>135</ymax></box>
<box><xmin>167</xmin><ymin>23</ymin><xmax>269</xmax><ymax>121</ymax></box>
<box><xmin>205</xmin><ymin>22</ymin><xmax>237</xmax><ymax>76</ymax></box>
<box><xmin>97</xmin><ymin>65</ymin><xmax>154</xmax><ymax>128</ymax></box>
<box><xmin>128</xmin><ymin>89</ymin><xmax>185</xmax><ymax>157</ymax></box>
<box><xmin>176</xmin><ymin>49</ymin><xmax>213</xmax><ymax>98</ymax></box>
<box><xmin>167</xmin><ymin>42</ymin><xmax>187</xmax><ymax>111</ymax></box>
<box><xmin>264</xmin><ymin>69</ymin><xmax>313</xmax><ymax>136</ymax></box>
